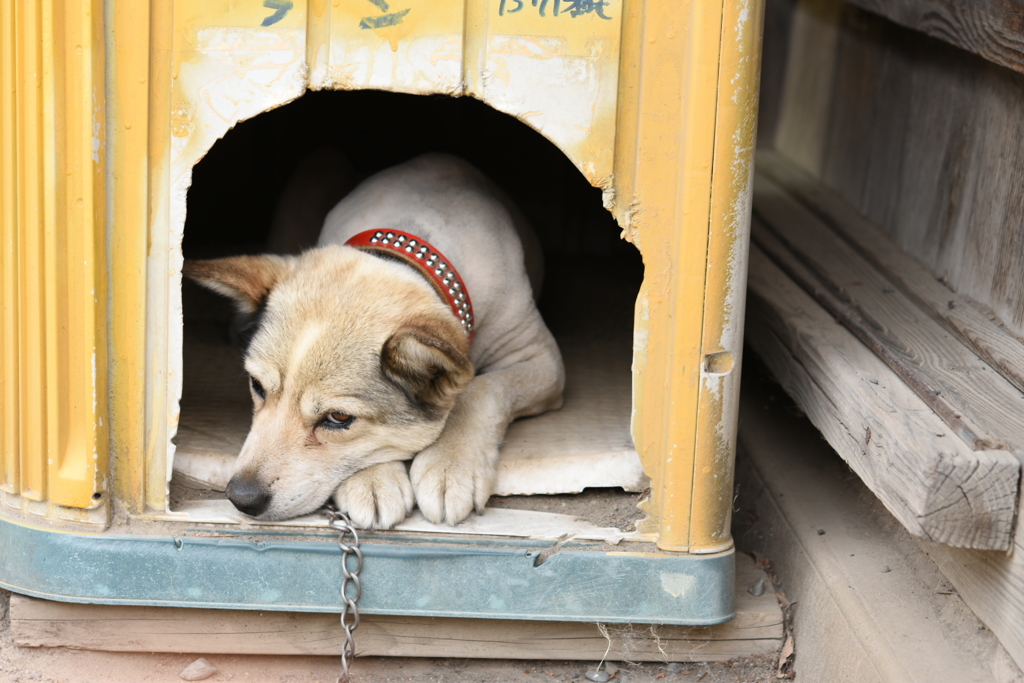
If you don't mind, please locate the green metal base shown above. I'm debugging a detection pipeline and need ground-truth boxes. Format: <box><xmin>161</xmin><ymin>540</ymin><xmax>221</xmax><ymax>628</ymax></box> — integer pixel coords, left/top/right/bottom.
<box><xmin>0</xmin><ymin>518</ymin><xmax>734</xmax><ymax>624</ymax></box>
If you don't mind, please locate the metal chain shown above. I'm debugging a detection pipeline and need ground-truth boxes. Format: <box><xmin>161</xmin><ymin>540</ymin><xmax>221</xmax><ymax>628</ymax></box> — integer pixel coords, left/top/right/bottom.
<box><xmin>325</xmin><ymin>508</ymin><xmax>363</xmax><ymax>683</ymax></box>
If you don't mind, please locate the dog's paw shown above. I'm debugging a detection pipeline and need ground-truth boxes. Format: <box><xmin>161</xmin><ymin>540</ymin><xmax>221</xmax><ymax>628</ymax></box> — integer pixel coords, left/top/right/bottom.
<box><xmin>332</xmin><ymin>461</ymin><xmax>414</xmax><ymax>529</ymax></box>
<box><xmin>409</xmin><ymin>442</ymin><xmax>496</xmax><ymax>525</ymax></box>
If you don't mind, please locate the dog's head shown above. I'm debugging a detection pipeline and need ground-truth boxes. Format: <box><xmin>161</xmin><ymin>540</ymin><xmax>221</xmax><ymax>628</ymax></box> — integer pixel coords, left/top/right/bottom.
<box><xmin>183</xmin><ymin>245</ymin><xmax>474</xmax><ymax>520</ymax></box>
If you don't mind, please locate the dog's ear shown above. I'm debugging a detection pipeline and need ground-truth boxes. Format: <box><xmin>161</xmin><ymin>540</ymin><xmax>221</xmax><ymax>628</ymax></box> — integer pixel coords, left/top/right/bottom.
<box><xmin>382</xmin><ymin>319</ymin><xmax>473</xmax><ymax>413</ymax></box>
<box><xmin>183</xmin><ymin>255</ymin><xmax>297</xmax><ymax>314</ymax></box>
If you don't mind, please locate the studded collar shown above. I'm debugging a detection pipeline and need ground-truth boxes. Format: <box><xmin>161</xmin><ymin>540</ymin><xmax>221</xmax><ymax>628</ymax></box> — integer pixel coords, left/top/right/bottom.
<box><xmin>344</xmin><ymin>229</ymin><xmax>475</xmax><ymax>342</ymax></box>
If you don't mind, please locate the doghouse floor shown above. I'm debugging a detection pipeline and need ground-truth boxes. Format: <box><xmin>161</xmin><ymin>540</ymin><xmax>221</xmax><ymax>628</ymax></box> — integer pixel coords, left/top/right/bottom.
<box><xmin>169</xmin><ymin>255</ymin><xmax>652</xmax><ymax>543</ymax></box>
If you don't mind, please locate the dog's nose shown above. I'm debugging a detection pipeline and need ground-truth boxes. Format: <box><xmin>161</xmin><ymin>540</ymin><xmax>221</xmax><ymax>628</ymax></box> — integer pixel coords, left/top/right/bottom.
<box><xmin>226</xmin><ymin>474</ymin><xmax>271</xmax><ymax>517</ymax></box>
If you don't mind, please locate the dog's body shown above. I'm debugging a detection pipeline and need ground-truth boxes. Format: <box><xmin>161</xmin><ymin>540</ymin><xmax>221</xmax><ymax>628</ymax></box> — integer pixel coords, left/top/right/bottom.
<box><xmin>185</xmin><ymin>154</ymin><xmax>564</xmax><ymax>528</ymax></box>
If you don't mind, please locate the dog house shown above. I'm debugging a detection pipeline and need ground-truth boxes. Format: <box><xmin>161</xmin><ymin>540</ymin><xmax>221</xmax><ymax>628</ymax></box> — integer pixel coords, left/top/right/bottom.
<box><xmin>0</xmin><ymin>0</ymin><xmax>765</xmax><ymax>634</ymax></box>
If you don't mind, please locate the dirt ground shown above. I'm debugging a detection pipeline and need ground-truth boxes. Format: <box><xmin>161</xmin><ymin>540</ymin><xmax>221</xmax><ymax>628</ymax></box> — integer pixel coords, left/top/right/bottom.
<box><xmin>1</xmin><ymin>591</ymin><xmax>781</xmax><ymax>683</ymax></box>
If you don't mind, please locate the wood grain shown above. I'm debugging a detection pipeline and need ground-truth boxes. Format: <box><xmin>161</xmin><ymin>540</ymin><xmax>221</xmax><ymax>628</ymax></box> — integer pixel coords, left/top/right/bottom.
<box><xmin>9</xmin><ymin>556</ymin><xmax>783</xmax><ymax>660</ymax></box>
<box><xmin>753</xmin><ymin>172</ymin><xmax>1024</xmax><ymax>467</ymax></box>
<box><xmin>745</xmin><ymin>243</ymin><xmax>1018</xmax><ymax>550</ymax></box>
<box><xmin>758</xmin><ymin>149</ymin><xmax>1024</xmax><ymax>397</ymax></box>
<box><xmin>842</xmin><ymin>0</ymin><xmax>1024</xmax><ymax>76</ymax></box>
<box><xmin>757</xmin><ymin>0</ymin><xmax>1024</xmax><ymax>668</ymax></box>
<box><xmin>921</xmin><ymin>536</ymin><xmax>1024</xmax><ymax>677</ymax></box>
<box><xmin>750</xmin><ymin>216</ymin><xmax>983</xmax><ymax>450</ymax></box>
<box><xmin>748</xmin><ymin>243</ymin><xmax>1024</xmax><ymax>670</ymax></box>
<box><xmin>773</xmin><ymin>0</ymin><xmax>842</xmax><ymax>174</ymax></box>
<box><xmin>755</xmin><ymin>0</ymin><xmax>798</xmax><ymax>147</ymax></box>
<box><xmin>766</xmin><ymin>2</ymin><xmax>1024</xmax><ymax>340</ymax></box>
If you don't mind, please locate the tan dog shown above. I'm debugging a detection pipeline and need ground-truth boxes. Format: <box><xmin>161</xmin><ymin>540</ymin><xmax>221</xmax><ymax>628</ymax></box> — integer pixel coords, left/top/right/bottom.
<box><xmin>183</xmin><ymin>154</ymin><xmax>564</xmax><ymax>528</ymax></box>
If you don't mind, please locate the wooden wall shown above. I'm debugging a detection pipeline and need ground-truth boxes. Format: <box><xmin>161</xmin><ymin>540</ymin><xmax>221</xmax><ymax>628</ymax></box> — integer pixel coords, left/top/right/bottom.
<box><xmin>756</xmin><ymin>0</ymin><xmax>1024</xmax><ymax>673</ymax></box>
<box><xmin>761</xmin><ymin>0</ymin><xmax>1024</xmax><ymax>339</ymax></box>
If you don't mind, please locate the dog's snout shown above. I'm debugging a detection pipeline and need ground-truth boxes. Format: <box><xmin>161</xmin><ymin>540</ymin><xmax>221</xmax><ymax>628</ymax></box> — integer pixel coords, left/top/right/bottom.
<box><xmin>227</xmin><ymin>474</ymin><xmax>271</xmax><ymax>517</ymax></box>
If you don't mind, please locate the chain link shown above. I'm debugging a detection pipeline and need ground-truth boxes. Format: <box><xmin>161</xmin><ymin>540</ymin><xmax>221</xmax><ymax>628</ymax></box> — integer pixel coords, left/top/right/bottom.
<box><xmin>325</xmin><ymin>508</ymin><xmax>363</xmax><ymax>683</ymax></box>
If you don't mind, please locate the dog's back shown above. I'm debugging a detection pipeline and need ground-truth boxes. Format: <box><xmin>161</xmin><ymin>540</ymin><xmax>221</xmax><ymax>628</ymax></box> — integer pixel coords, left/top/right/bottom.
<box><xmin>187</xmin><ymin>153</ymin><xmax>564</xmax><ymax>527</ymax></box>
<box><xmin>319</xmin><ymin>153</ymin><xmax>547</xmax><ymax>369</ymax></box>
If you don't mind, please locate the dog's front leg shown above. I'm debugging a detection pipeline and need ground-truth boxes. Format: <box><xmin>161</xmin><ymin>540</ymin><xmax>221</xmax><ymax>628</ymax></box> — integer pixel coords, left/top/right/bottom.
<box><xmin>333</xmin><ymin>460</ymin><xmax>415</xmax><ymax>529</ymax></box>
<box><xmin>410</xmin><ymin>347</ymin><xmax>564</xmax><ymax>525</ymax></box>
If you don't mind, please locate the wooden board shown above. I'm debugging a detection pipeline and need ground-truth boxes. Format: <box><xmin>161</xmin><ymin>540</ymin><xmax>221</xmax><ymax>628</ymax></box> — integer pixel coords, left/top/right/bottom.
<box><xmin>920</xmin><ymin>536</ymin><xmax>1024</xmax><ymax>677</ymax></box>
<box><xmin>841</xmin><ymin>0</ymin><xmax>1024</xmax><ymax>76</ymax></box>
<box><xmin>772</xmin><ymin>0</ymin><xmax>842</xmax><ymax>175</ymax></box>
<box><xmin>746</xmin><ymin>244</ymin><xmax>1024</xmax><ymax>673</ymax></box>
<box><xmin>9</xmin><ymin>554</ymin><xmax>782</xmax><ymax>660</ymax></box>
<box><xmin>755</xmin><ymin>0</ymin><xmax>798</xmax><ymax>148</ymax></box>
<box><xmin>745</xmin><ymin>243</ymin><xmax>1018</xmax><ymax>550</ymax></box>
<box><xmin>758</xmin><ymin>149</ymin><xmax>1024</xmax><ymax>397</ymax></box>
<box><xmin>752</xmin><ymin>171</ymin><xmax>1024</xmax><ymax>466</ymax></box>
<box><xmin>734</xmin><ymin>362</ymin><xmax>1017</xmax><ymax>683</ymax></box>
<box><xmin>764</xmin><ymin>0</ymin><xmax>1024</xmax><ymax>340</ymax></box>
<box><xmin>757</xmin><ymin>0</ymin><xmax>1024</xmax><ymax>670</ymax></box>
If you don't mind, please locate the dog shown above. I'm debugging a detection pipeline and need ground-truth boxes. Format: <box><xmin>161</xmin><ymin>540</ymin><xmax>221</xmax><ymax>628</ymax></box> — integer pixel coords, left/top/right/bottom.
<box><xmin>183</xmin><ymin>153</ymin><xmax>565</xmax><ymax>528</ymax></box>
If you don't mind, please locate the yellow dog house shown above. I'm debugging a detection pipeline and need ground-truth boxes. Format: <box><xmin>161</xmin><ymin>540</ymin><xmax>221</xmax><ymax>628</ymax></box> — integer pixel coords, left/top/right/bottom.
<box><xmin>0</xmin><ymin>0</ymin><xmax>764</xmax><ymax>625</ymax></box>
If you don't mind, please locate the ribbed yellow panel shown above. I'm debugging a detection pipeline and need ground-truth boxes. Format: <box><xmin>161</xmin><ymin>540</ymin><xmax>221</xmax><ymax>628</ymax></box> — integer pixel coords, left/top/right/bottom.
<box><xmin>618</xmin><ymin>0</ymin><xmax>725</xmax><ymax>552</ymax></box>
<box><xmin>617</xmin><ymin>0</ymin><xmax>764</xmax><ymax>552</ymax></box>
<box><xmin>107</xmin><ymin>0</ymin><xmax>151</xmax><ymax>514</ymax></box>
<box><xmin>690</xmin><ymin>0</ymin><xmax>765</xmax><ymax>553</ymax></box>
<box><xmin>145</xmin><ymin>0</ymin><xmax>174</xmax><ymax>512</ymax></box>
<box><xmin>0</xmin><ymin>0</ymin><xmax>19</xmax><ymax>496</ymax></box>
<box><xmin>0</xmin><ymin>0</ymin><xmax>107</xmax><ymax>511</ymax></box>
<box><xmin>15</xmin><ymin>0</ymin><xmax>46</xmax><ymax>502</ymax></box>
<box><xmin>148</xmin><ymin>0</ymin><xmax>760</xmax><ymax>546</ymax></box>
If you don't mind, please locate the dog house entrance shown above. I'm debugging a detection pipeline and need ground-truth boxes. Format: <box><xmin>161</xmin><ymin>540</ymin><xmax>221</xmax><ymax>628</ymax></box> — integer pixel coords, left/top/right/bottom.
<box><xmin>169</xmin><ymin>91</ymin><xmax>649</xmax><ymax>542</ymax></box>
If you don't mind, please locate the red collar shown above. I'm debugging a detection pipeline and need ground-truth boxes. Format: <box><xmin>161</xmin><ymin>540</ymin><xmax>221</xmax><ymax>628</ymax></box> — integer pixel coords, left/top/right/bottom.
<box><xmin>345</xmin><ymin>229</ymin><xmax>475</xmax><ymax>341</ymax></box>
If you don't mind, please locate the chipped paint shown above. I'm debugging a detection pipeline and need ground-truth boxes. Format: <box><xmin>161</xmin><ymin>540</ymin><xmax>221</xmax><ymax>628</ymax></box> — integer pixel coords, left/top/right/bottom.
<box><xmin>3</xmin><ymin>0</ymin><xmax>764</xmax><ymax>548</ymax></box>
<box><xmin>660</xmin><ymin>571</ymin><xmax>697</xmax><ymax>598</ymax></box>
<box><xmin>686</xmin><ymin>0</ymin><xmax>764</xmax><ymax>552</ymax></box>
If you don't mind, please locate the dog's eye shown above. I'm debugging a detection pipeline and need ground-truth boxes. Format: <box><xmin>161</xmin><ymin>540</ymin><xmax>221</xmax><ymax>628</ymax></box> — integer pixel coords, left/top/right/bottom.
<box><xmin>250</xmin><ymin>377</ymin><xmax>266</xmax><ymax>401</ymax></box>
<box><xmin>321</xmin><ymin>412</ymin><xmax>355</xmax><ymax>430</ymax></box>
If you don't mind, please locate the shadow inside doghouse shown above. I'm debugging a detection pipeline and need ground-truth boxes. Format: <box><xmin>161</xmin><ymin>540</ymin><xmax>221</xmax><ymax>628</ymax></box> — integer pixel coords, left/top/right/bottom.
<box><xmin>173</xmin><ymin>90</ymin><xmax>647</xmax><ymax>530</ymax></box>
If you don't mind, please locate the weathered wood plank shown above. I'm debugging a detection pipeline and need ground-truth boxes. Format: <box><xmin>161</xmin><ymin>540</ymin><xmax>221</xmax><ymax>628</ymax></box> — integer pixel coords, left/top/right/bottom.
<box><xmin>756</xmin><ymin>0</ymin><xmax>798</xmax><ymax>147</ymax></box>
<box><xmin>758</xmin><ymin>149</ymin><xmax>1024</xmax><ymax>397</ymax></box>
<box><xmin>921</xmin><ymin>535</ymin><xmax>1024</xmax><ymax>677</ymax></box>
<box><xmin>750</xmin><ymin>198</ymin><xmax>986</xmax><ymax>451</ymax></box>
<box><xmin>747</xmin><ymin>244</ymin><xmax>1024</xmax><ymax>672</ymax></box>
<box><xmin>752</xmin><ymin>171</ymin><xmax>1024</xmax><ymax>465</ymax></box>
<box><xmin>820</xmin><ymin>7</ymin><xmax>915</xmax><ymax>231</ymax></box>
<box><xmin>842</xmin><ymin>0</ymin><xmax>1024</xmax><ymax>76</ymax></box>
<box><xmin>757</xmin><ymin>0</ymin><xmax>1024</xmax><ymax>668</ymax></box>
<box><xmin>9</xmin><ymin>557</ymin><xmax>783</xmax><ymax>660</ymax></box>
<box><xmin>745</xmin><ymin>242</ymin><xmax>1018</xmax><ymax>550</ymax></box>
<box><xmin>773</xmin><ymin>0</ymin><xmax>842</xmax><ymax>174</ymax></box>
<box><xmin>765</xmin><ymin>1</ymin><xmax>1024</xmax><ymax>338</ymax></box>
<box><xmin>735</xmin><ymin>363</ymin><xmax>1022</xmax><ymax>683</ymax></box>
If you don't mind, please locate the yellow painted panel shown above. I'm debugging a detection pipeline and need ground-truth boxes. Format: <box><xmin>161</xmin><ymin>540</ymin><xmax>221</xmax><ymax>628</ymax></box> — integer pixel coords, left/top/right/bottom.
<box><xmin>171</xmin><ymin>0</ymin><xmax>309</xmax><ymax>176</ymax></box>
<box><xmin>42</xmin><ymin>0</ymin><xmax>107</xmax><ymax>510</ymax></box>
<box><xmin>479</xmin><ymin>0</ymin><xmax>622</xmax><ymax>185</ymax></box>
<box><xmin>325</xmin><ymin>0</ymin><xmax>464</xmax><ymax>93</ymax></box>
<box><xmin>117</xmin><ymin>0</ymin><xmax>760</xmax><ymax>555</ymax></box>
<box><xmin>0</xmin><ymin>0</ymin><xmax>20</xmax><ymax>495</ymax></box>
<box><xmin>108</xmin><ymin>0</ymin><xmax>155</xmax><ymax>514</ymax></box>
<box><xmin>16</xmin><ymin>0</ymin><xmax>48</xmax><ymax>502</ymax></box>
<box><xmin>689</xmin><ymin>0</ymin><xmax>765</xmax><ymax>553</ymax></box>
<box><xmin>145</xmin><ymin>0</ymin><xmax>174</xmax><ymax>512</ymax></box>
<box><xmin>620</xmin><ymin>0</ymin><xmax>726</xmax><ymax>552</ymax></box>
<box><xmin>307</xmin><ymin>0</ymin><xmax>332</xmax><ymax>85</ymax></box>
<box><xmin>0</xmin><ymin>0</ymin><xmax>107</xmax><ymax>513</ymax></box>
